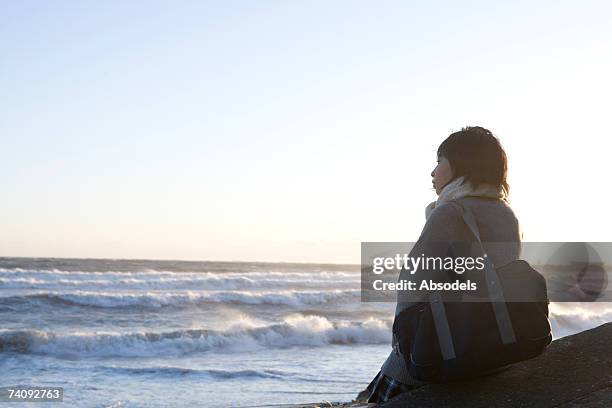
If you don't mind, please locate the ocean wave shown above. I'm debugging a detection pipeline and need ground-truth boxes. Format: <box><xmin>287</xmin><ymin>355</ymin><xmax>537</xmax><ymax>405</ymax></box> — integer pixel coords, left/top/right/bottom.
<box><xmin>2</xmin><ymin>289</ymin><xmax>360</xmax><ymax>308</ymax></box>
<box><xmin>0</xmin><ymin>269</ymin><xmax>358</xmax><ymax>295</ymax></box>
<box><xmin>0</xmin><ymin>315</ymin><xmax>391</xmax><ymax>358</ymax></box>
<box><xmin>549</xmin><ymin>302</ymin><xmax>612</xmax><ymax>339</ymax></box>
<box><xmin>0</xmin><ymin>267</ymin><xmax>357</xmax><ymax>280</ymax></box>
<box><xmin>99</xmin><ymin>366</ymin><xmax>287</xmax><ymax>379</ymax></box>
<box><xmin>97</xmin><ymin>366</ymin><xmax>356</xmax><ymax>383</ymax></box>
<box><xmin>0</xmin><ymin>275</ymin><xmax>359</xmax><ymax>291</ymax></box>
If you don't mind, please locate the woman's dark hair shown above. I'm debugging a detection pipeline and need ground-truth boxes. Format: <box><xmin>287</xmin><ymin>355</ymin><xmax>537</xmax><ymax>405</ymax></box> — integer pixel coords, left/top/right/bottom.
<box><xmin>437</xmin><ymin>126</ymin><xmax>509</xmax><ymax>196</ymax></box>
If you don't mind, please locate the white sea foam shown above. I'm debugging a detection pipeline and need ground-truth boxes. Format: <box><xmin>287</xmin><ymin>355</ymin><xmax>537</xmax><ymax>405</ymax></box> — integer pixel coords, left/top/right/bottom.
<box><xmin>0</xmin><ymin>314</ymin><xmax>391</xmax><ymax>358</ymax></box>
<box><xmin>0</xmin><ymin>267</ymin><xmax>357</xmax><ymax>279</ymax></box>
<box><xmin>0</xmin><ymin>275</ymin><xmax>359</xmax><ymax>291</ymax></box>
<box><xmin>3</xmin><ymin>289</ymin><xmax>361</xmax><ymax>308</ymax></box>
<box><xmin>0</xmin><ymin>268</ymin><xmax>358</xmax><ymax>294</ymax></box>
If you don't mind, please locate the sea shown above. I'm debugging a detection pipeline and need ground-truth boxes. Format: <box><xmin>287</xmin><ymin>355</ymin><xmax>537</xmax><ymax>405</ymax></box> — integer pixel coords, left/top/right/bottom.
<box><xmin>1</xmin><ymin>257</ymin><xmax>611</xmax><ymax>408</ymax></box>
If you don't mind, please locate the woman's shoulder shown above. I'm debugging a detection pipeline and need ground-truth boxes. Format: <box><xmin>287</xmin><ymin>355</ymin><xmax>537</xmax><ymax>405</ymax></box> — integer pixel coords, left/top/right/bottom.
<box><xmin>423</xmin><ymin>197</ymin><xmax>520</xmax><ymax>241</ymax></box>
<box><xmin>422</xmin><ymin>202</ymin><xmax>466</xmax><ymax>240</ymax></box>
<box><xmin>457</xmin><ymin>197</ymin><xmax>519</xmax><ymax>221</ymax></box>
<box><xmin>455</xmin><ymin>197</ymin><xmax>522</xmax><ymax>240</ymax></box>
<box><xmin>427</xmin><ymin>201</ymin><xmax>463</xmax><ymax>222</ymax></box>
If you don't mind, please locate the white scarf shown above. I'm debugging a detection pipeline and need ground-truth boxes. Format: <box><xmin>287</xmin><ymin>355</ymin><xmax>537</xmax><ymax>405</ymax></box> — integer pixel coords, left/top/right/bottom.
<box><xmin>425</xmin><ymin>176</ymin><xmax>506</xmax><ymax>220</ymax></box>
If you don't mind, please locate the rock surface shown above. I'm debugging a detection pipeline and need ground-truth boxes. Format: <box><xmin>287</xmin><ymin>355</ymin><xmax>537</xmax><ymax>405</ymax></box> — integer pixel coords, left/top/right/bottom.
<box><xmin>380</xmin><ymin>322</ymin><xmax>612</xmax><ymax>407</ymax></box>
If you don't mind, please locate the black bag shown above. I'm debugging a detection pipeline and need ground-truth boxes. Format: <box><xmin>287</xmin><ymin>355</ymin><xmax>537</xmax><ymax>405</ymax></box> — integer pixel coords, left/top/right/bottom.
<box><xmin>392</xmin><ymin>200</ymin><xmax>552</xmax><ymax>382</ymax></box>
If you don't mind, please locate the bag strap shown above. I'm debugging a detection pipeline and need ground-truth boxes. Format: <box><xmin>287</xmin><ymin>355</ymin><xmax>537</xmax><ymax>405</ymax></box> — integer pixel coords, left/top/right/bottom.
<box><xmin>429</xmin><ymin>291</ymin><xmax>457</xmax><ymax>360</ymax></box>
<box><xmin>449</xmin><ymin>200</ymin><xmax>517</xmax><ymax>345</ymax></box>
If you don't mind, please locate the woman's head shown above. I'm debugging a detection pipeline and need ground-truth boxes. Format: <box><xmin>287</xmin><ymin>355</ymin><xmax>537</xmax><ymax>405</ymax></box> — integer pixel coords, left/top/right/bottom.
<box><xmin>431</xmin><ymin>126</ymin><xmax>509</xmax><ymax>196</ymax></box>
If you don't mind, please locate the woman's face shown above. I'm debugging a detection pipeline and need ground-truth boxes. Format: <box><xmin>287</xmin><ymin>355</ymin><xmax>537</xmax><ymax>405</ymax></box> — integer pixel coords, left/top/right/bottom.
<box><xmin>431</xmin><ymin>155</ymin><xmax>453</xmax><ymax>195</ymax></box>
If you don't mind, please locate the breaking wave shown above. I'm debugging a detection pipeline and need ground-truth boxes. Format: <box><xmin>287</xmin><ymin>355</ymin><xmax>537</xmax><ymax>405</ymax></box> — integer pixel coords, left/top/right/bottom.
<box><xmin>0</xmin><ymin>314</ymin><xmax>391</xmax><ymax>358</ymax></box>
<box><xmin>2</xmin><ymin>289</ymin><xmax>361</xmax><ymax>308</ymax></box>
<box><xmin>549</xmin><ymin>302</ymin><xmax>612</xmax><ymax>339</ymax></box>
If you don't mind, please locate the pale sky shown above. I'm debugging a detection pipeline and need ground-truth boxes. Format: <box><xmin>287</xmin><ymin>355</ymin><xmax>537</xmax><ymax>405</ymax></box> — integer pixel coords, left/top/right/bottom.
<box><xmin>1</xmin><ymin>0</ymin><xmax>611</xmax><ymax>263</ymax></box>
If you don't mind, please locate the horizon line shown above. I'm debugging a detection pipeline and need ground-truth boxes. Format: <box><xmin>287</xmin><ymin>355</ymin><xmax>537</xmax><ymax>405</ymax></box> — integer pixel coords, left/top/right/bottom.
<box><xmin>0</xmin><ymin>255</ymin><xmax>360</xmax><ymax>267</ymax></box>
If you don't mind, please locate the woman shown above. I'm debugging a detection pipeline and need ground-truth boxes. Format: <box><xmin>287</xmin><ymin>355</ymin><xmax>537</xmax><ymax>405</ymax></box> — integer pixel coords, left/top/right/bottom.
<box><xmin>358</xmin><ymin>126</ymin><xmax>522</xmax><ymax>404</ymax></box>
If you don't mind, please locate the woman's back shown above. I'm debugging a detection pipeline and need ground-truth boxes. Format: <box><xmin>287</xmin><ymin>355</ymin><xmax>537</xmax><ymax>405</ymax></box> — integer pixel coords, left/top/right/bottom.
<box><xmin>378</xmin><ymin>196</ymin><xmax>523</xmax><ymax>389</ymax></box>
